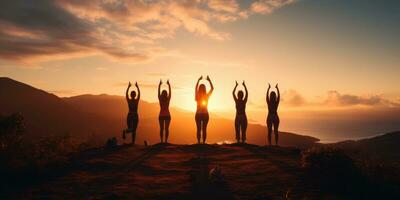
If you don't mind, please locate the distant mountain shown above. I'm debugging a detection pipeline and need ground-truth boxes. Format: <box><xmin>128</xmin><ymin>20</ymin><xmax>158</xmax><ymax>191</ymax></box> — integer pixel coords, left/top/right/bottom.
<box><xmin>63</xmin><ymin>94</ymin><xmax>160</xmax><ymax>120</ymax></box>
<box><xmin>1</xmin><ymin>77</ymin><xmax>318</xmax><ymax>147</ymax></box>
<box><xmin>0</xmin><ymin>77</ymin><xmax>117</xmax><ymax>141</ymax></box>
<box><xmin>333</xmin><ymin>131</ymin><xmax>400</xmax><ymax>165</ymax></box>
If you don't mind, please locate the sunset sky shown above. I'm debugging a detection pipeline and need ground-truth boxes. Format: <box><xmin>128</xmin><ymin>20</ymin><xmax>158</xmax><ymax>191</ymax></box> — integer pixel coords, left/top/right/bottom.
<box><xmin>1</xmin><ymin>0</ymin><xmax>399</xmax><ymax>141</ymax></box>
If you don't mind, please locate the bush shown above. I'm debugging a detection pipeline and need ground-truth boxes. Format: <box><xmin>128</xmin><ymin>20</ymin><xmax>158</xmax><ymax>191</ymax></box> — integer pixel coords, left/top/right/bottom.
<box><xmin>0</xmin><ymin>113</ymin><xmax>24</xmax><ymax>151</ymax></box>
<box><xmin>301</xmin><ymin>147</ymin><xmax>364</xmax><ymax>197</ymax></box>
<box><xmin>301</xmin><ymin>146</ymin><xmax>400</xmax><ymax>199</ymax></box>
<box><xmin>0</xmin><ymin>113</ymin><xmax>85</xmax><ymax>196</ymax></box>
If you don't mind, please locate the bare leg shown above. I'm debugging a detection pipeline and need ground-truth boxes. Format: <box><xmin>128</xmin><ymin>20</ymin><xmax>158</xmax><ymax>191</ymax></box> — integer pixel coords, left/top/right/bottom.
<box><xmin>235</xmin><ymin>116</ymin><xmax>240</xmax><ymax>143</ymax></box>
<box><xmin>267</xmin><ymin>117</ymin><xmax>272</xmax><ymax>146</ymax></box>
<box><xmin>202</xmin><ymin>116</ymin><xmax>209</xmax><ymax>144</ymax></box>
<box><xmin>165</xmin><ymin>118</ymin><xmax>171</xmax><ymax>143</ymax></box>
<box><xmin>159</xmin><ymin>118</ymin><xmax>165</xmax><ymax>143</ymax></box>
<box><xmin>274</xmin><ymin>119</ymin><xmax>280</xmax><ymax>146</ymax></box>
<box><xmin>242</xmin><ymin>118</ymin><xmax>248</xmax><ymax>143</ymax></box>
<box><xmin>195</xmin><ymin>116</ymin><xmax>201</xmax><ymax>144</ymax></box>
<box><xmin>131</xmin><ymin>131</ymin><xmax>136</xmax><ymax>144</ymax></box>
<box><xmin>132</xmin><ymin>117</ymin><xmax>138</xmax><ymax>144</ymax></box>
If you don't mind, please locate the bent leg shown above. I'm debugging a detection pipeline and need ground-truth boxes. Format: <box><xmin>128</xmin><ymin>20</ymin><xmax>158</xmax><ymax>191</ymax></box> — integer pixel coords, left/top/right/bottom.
<box><xmin>242</xmin><ymin>117</ymin><xmax>248</xmax><ymax>143</ymax></box>
<box><xmin>124</xmin><ymin>114</ymin><xmax>133</xmax><ymax>138</ymax></box>
<box><xmin>127</xmin><ymin>114</ymin><xmax>132</xmax><ymax>131</ymax></box>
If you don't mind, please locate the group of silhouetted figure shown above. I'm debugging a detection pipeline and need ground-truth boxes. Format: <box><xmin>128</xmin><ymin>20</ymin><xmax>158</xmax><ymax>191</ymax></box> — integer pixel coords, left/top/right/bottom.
<box><xmin>122</xmin><ymin>76</ymin><xmax>280</xmax><ymax>146</ymax></box>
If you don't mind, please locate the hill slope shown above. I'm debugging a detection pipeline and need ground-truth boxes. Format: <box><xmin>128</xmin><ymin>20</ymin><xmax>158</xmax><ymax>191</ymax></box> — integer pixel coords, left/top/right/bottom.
<box><xmin>0</xmin><ymin>77</ymin><xmax>116</xmax><ymax>140</ymax></box>
<box><xmin>333</xmin><ymin>131</ymin><xmax>400</xmax><ymax>165</ymax></box>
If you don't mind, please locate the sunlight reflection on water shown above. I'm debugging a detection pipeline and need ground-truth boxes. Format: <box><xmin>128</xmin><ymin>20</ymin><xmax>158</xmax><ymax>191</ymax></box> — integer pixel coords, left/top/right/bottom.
<box><xmin>217</xmin><ymin>140</ymin><xmax>234</xmax><ymax>145</ymax></box>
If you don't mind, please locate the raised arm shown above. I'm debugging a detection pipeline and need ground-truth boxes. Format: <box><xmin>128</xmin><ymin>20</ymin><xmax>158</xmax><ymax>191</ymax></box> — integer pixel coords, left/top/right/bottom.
<box><xmin>167</xmin><ymin>80</ymin><xmax>171</xmax><ymax>100</ymax></box>
<box><xmin>158</xmin><ymin>79</ymin><xmax>162</xmax><ymax>100</ymax></box>
<box><xmin>276</xmin><ymin>83</ymin><xmax>280</xmax><ymax>104</ymax></box>
<box><xmin>206</xmin><ymin>75</ymin><xmax>214</xmax><ymax>96</ymax></box>
<box><xmin>195</xmin><ymin>76</ymin><xmax>202</xmax><ymax>100</ymax></box>
<box><xmin>126</xmin><ymin>82</ymin><xmax>132</xmax><ymax>102</ymax></box>
<box><xmin>266</xmin><ymin>83</ymin><xmax>271</xmax><ymax>105</ymax></box>
<box><xmin>232</xmin><ymin>81</ymin><xmax>238</xmax><ymax>101</ymax></box>
<box><xmin>243</xmin><ymin>81</ymin><xmax>248</xmax><ymax>102</ymax></box>
<box><xmin>135</xmin><ymin>82</ymin><xmax>140</xmax><ymax>100</ymax></box>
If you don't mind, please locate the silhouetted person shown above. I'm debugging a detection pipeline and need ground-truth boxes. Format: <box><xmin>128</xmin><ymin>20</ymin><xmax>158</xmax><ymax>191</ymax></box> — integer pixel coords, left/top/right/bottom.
<box><xmin>195</xmin><ymin>75</ymin><xmax>214</xmax><ymax>144</ymax></box>
<box><xmin>158</xmin><ymin>79</ymin><xmax>171</xmax><ymax>143</ymax></box>
<box><xmin>266</xmin><ymin>83</ymin><xmax>280</xmax><ymax>145</ymax></box>
<box><xmin>233</xmin><ymin>81</ymin><xmax>248</xmax><ymax>143</ymax></box>
<box><xmin>123</xmin><ymin>81</ymin><xmax>140</xmax><ymax>144</ymax></box>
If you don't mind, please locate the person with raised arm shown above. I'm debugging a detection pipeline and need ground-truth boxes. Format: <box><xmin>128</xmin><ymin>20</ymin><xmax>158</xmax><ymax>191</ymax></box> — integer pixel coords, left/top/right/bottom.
<box><xmin>195</xmin><ymin>75</ymin><xmax>214</xmax><ymax>144</ymax></box>
<box><xmin>123</xmin><ymin>81</ymin><xmax>140</xmax><ymax>144</ymax></box>
<box><xmin>233</xmin><ymin>81</ymin><xmax>248</xmax><ymax>143</ymax></box>
<box><xmin>266</xmin><ymin>83</ymin><xmax>280</xmax><ymax>145</ymax></box>
<box><xmin>158</xmin><ymin>79</ymin><xmax>171</xmax><ymax>143</ymax></box>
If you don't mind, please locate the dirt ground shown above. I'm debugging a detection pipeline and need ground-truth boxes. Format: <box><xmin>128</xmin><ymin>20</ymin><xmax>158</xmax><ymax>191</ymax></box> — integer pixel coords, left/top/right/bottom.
<box><xmin>13</xmin><ymin>143</ymin><xmax>319</xmax><ymax>200</ymax></box>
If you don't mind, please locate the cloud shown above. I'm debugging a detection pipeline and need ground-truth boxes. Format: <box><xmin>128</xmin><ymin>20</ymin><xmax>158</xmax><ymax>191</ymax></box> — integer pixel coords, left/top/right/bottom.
<box><xmin>0</xmin><ymin>0</ymin><xmax>297</xmax><ymax>63</ymax></box>
<box><xmin>281</xmin><ymin>89</ymin><xmax>400</xmax><ymax>108</ymax></box>
<box><xmin>325</xmin><ymin>90</ymin><xmax>381</xmax><ymax>106</ymax></box>
<box><xmin>207</xmin><ymin>0</ymin><xmax>239</xmax><ymax>13</ymax></box>
<box><xmin>0</xmin><ymin>0</ymin><xmax>148</xmax><ymax>62</ymax></box>
<box><xmin>250</xmin><ymin>0</ymin><xmax>296</xmax><ymax>14</ymax></box>
<box><xmin>324</xmin><ymin>90</ymin><xmax>400</xmax><ymax>107</ymax></box>
<box><xmin>282</xmin><ymin>89</ymin><xmax>307</xmax><ymax>106</ymax></box>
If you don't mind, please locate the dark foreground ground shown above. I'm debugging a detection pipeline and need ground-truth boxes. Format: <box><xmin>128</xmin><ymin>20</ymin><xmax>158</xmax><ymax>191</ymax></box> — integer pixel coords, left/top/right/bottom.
<box><xmin>9</xmin><ymin>144</ymin><xmax>307</xmax><ymax>199</ymax></box>
<box><xmin>7</xmin><ymin>143</ymin><xmax>398</xmax><ymax>199</ymax></box>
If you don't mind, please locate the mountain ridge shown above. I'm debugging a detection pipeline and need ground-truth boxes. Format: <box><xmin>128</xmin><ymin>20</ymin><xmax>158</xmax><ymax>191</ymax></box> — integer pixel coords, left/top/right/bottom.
<box><xmin>1</xmin><ymin>77</ymin><xmax>318</xmax><ymax>147</ymax></box>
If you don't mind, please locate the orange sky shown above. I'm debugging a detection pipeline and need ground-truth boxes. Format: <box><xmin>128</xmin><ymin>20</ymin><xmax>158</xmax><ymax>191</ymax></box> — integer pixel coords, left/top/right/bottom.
<box><xmin>1</xmin><ymin>0</ymin><xmax>400</xmax><ymax>141</ymax></box>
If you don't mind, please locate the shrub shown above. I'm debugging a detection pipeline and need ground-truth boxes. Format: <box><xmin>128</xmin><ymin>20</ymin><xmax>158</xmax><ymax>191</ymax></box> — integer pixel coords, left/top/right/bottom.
<box><xmin>0</xmin><ymin>113</ymin><xmax>85</xmax><ymax>196</ymax></box>
<box><xmin>301</xmin><ymin>147</ymin><xmax>364</xmax><ymax>197</ymax></box>
<box><xmin>0</xmin><ymin>113</ymin><xmax>24</xmax><ymax>151</ymax></box>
